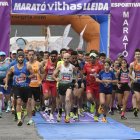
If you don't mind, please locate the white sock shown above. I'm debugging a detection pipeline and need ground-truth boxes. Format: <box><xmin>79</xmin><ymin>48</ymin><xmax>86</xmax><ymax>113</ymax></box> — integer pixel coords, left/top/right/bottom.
<box><xmin>8</xmin><ymin>100</ymin><xmax>11</xmax><ymax>108</ymax></box>
<box><xmin>0</xmin><ymin>100</ymin><xmax>2</xmax><ymax>112</ymax></box>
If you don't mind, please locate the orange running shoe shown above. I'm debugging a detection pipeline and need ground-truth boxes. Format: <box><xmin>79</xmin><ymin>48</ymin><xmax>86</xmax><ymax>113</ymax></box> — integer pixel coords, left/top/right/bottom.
<box><xmin>101</xmin><ymin>117</ymin><xmax>107</xmax><ymax>123</ymax></box>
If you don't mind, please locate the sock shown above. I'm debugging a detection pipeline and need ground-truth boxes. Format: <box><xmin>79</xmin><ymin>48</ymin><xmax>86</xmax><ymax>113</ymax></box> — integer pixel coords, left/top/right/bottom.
<box><xmin>87</xmin><ymin>101</ymin><xmax>91</xmax><ymax>109</ymax></box>
<box><xmin>7</xmin><ymin>100</ymin><xmax>11</xmax><ymax>108</ymax></box>
<box><xmin>0</xmin><ymin>100</ymin><xmax>2</xmax><ymax>112</ymax></box>
<box><xmin>121</xmin><ymin>111</ymin><xmax>125</xmax><ymax>116</ymax></box>
<box><xmin>44</xmin><ymin>99</ymin><xmax>49</xmax><ymax>106</ymax></box>
<box><xmin>17</xmin><ymin>112</ymin><xmax>21</xmax><ymax>120</ymax></box>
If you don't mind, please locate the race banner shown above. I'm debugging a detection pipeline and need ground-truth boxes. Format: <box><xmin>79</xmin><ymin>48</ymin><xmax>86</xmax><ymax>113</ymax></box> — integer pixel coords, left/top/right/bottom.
<box><xmin>0</xmin><ymin>0</ymin><xmax>11</xmax><ymax>55</ymax></box>
<box><xmin>110</xmin><ymin>0</ymin><xmax>140</xmax><ymax>63</ymax></box>
<box><xmin>12</xmin><ymin>0</ymin><xmax>110</xmax><ymax>15</ymax></box>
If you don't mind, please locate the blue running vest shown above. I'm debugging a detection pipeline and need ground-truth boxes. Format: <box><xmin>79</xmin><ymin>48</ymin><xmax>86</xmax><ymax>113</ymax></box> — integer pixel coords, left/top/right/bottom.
<box><xmin>13</xmin><ymin>64</ymin><xmax>30</xmax><ymax>87</ymax></box>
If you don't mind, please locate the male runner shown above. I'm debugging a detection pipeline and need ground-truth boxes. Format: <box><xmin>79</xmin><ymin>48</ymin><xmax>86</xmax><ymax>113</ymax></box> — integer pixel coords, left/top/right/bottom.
<box><xmin>4</xmin><ymin>52</ymin><xmax>34</xmax><ymax>126</ymax></box>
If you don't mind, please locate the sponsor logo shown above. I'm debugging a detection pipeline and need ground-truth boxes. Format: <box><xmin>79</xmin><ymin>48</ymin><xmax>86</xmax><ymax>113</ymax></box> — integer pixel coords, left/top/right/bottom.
<box><xmin>0</xmin><ymin>1</ymin><xmax>9</xmax><ymax>7</ymax></box>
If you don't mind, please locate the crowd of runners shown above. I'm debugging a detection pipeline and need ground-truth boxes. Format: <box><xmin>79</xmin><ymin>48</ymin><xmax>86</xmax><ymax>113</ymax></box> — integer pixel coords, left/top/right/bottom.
<box><xmin>0</xmin><ymin>48</ymin><xmax>140</xmax><ymax>126</ymax></box>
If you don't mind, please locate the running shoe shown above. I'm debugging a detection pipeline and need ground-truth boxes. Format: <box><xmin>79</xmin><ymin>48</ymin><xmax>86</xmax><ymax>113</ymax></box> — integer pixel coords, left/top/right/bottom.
<box><xmin>6</xmin><ymin>106</ymin><xmax>11</xmax><ymax>113</ymax></box>
<box><xmin>108</xmin><ymin>109</ymin><xmax>114</xmax><ymax>115</ymax></box>
<box><xmin>57</xmin><ymin>113</ymin><xmax>62</xmax><ymax>122</ymax></box>
<box><xmin>94</xmin><ymin>116</ymin><xmax>99</xmax><ymax>122</ymax></box>
<box><xmin>47</xmin><ymin>109</ymin><xmax>51</xmax><ymax>116</ymax></box>
<box><xmin>11</xmin><ymin>107</ymin><xmax>15</xmax><ymax>114</ymax></box>
<box><xmin>32</xmin><ymin>110</ymin><xmax>36</xmax><ymax>116</ymax></box>
<box><xmin>101</xmin><ymin>117</ymin><xmax>107</xmax><ymax>123</ymax></box>
<box><xmin>45</xmin><ymin>106</ymin><xmax>49</xmax><ymax>113</ymax></box>
<box><xmin>78</xmin><ymin>109</ymin><xmax>85</xmax><ymax>117</ymax></box>
<box><xmin>17</xmin><ymin>120</ymin><xmax>23</xmax><ymax>126</ymax></box>
<box><xmin>14</xmin><ymin>113</ymin><xmax>18</xmax><ymax>121</ymax></box>
<box><xmin>70</xmin><ymin>112</ymin><xmax>75</xmax><ymax>118</ymax></box>
<box><xmin>35</xmin><ymin>105</ymin><xmax>40</xmax><ymax>112</ymax></box>
<box><xmin>121</xmin><ymin>115</ymin><xmax>127</xmax><ymax>120</ymax></box>
<box><xmin>49</xmin><ymin>113</ymin><xmax>54</xmax><ymax>120</ymax></box>
<box><xmin>73</xmin><ymin>114</ymin><xmax>79</xmax><ymax>120</ymax></box>
<box><xmin>0</xmin><ymin>112</ymin><xmax>2</xmax><ymax>118</ymax></box>
<box><xmin>98</xmin><ymin>105</ymin><xmax>104</xmax><ymax>114</ymax></box>
<box><xmin>65</xmin><ymin>115</ymin><xmax>70</xmax><ymax>123</ymax></box>
<box><xmin>133</xmin><ymin>108</ymin><xmax>138</xmax><ymax>117</ymax></box>
<box><xmin>27</xmin><ymin>119</ymin><xmax>33</xmax><ymax>125</ymax></box>
<box><xmin>116</xmin><ymin>105</ymin><xmax>121</xmax><ymax>113</ymax></box>
<box><xmin>90</xmin><ymin>103</ymin><xmax>95</xmax><ymax>114</ymax></box>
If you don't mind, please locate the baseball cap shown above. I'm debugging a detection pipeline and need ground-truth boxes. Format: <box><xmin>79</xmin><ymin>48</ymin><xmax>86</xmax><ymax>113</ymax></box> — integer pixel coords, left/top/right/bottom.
<box><xmin>12</xmin><ymin>50</ymin><xmax>17</xmax><ymax>54</ymax></box>
<box><xmin>89</xmin><ymin>52</ymin><xmax>97</xmax><ymax>59</ymax></box>
<box><xmin>0</xmin><ymin>51</ymin><xmax>6</xmax><ymax>56</ymax></box>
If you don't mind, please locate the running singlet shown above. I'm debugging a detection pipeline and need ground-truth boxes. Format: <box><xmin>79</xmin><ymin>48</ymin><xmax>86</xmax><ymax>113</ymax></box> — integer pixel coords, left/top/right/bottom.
<box><xmin>118</xmin><ymin>69</ymin><xmax>129</xmax><ymax>83</ymax></box>
<box><xmin>29</xmin><ymin>61</ymin><xmax>42</xmax><ymax>87</ymax></box>
<box><xmin>98</xmin><ymin>70</ymin><xmax>115</xmax><ymax>88</ymax></box>
<box><xmin>134</xmin><ymin>61</ymin><xmax>140</xmax><ymax>83</ymax></box>
<box><xmin>13</xmin><ymin>64</ymin><xmax>30</xmax><ymax>87</ymax></box>
<box><xmin>59</xmin><ymin>63</ymin><xmax>74</xmax><ymax>84</ymax></box>
<box><xmin>45</xmin><ymin>60</ymin><xmax>56</xmax><ymax>82</ymax></box>
<box><xmin>83</xmin><ymin>63</ymin><xmax>101</xmax><ymax>86</ymax></box>
<box><xmin>57</xmin><ymin>60</ymin><xmax>64</xmax><ymax>67</ymax></box>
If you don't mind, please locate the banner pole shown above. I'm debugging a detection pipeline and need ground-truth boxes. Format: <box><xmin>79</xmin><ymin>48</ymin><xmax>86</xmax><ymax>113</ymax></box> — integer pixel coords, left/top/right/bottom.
<box><xmin>107</xmin><ymin>13</ymin><xmax>111</xmax><ymax>57</ymax></box>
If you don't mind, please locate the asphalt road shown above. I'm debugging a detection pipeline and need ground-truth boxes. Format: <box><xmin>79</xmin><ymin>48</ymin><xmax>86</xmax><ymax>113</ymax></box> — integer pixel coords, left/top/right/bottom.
<box><xmin>0</xmin><ymin>112</ymin><xmax>42</xmax><ymax>140</ymax></box>
<box><xmin>0</xmin><ymin>110</ymin><xmax>140</xmax><ymax>140</ymax></box>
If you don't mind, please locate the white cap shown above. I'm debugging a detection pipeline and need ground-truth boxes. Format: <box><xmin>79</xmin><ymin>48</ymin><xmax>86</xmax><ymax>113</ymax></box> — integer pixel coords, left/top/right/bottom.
<box><xmin>89</xmin><ymin>52</ymin><xmax>97</xmax><ymax>58</ymax></box>
<box><xmin>0</xmin><ymin>51</ymin><xmax>6</xmax><ymax>56</ymax></box>
<box><xmin>12</xmin><ymin>50</ymin><xmax>17</xmax><ymax>54</ymax></box>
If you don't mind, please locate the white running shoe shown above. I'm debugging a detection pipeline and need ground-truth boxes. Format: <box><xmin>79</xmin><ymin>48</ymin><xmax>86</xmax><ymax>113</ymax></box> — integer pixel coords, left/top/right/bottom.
<box><xmin>27</xmin><ymin>119</ymin><xmax>33</xmax><ymax>125</ymax></box>
<box><xmin>49</xmin><ymin>113</ymin><xmax>54</xmax><ymax>120</ymax></box>
<box><xmin>6</xmin><ymin>106</ymin><xmax>11</xmax><ymax>113</ymax></box>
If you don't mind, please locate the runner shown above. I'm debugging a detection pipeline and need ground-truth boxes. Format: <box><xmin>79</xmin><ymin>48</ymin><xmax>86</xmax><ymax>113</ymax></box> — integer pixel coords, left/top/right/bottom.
<box><xmin>83</xmin><ymin>52</ymin><xmax>102</xmax><ymax>122</ymax></box>
<box><xmin>43</xmin><ymin>51</ymin><xmax>50</xmax><ymax>61</ymax></box>
<box><xmin>70</xmin><ymin>51</ymin><xmax>85</xmax><ymax>119</ymax></box>
<box><xmin>4</xmin><ymin>52</ymin><xmax>34</xmax><ymax>126</ymax></box>
<box><xmin>57</xmin><ymin>48</ymin><xmax>67</xmax><ymax>66</ymax></box>
<box><xmin>109</xmin><ymin>60</ymin><xmax>120</xmax><ymax>115</ymax></box>
<box><xmin>10</xmin><ymin>50</ymin><xmax>17</xmax><ymax>62</ymax></box>
<box><xmin>116</xmin><ymin>59</ymin><xmax>130</xmax><ymax>119</ymax></box>
<box><xmin>53</xmin><ymin>53</ymin><xmax>78</xmax><ymax>123</ymax></box>
<box><xmin>40</xmin><ymin>50</ymin><xmax>58</xmax><ymax>120</ymax></box>
<box><xmin>96</xmin><ymin>60</ymin><xmax>117</xmax><ymax>122</ymax></box>
<box><xmin>84</xmin><ymin>53</ymin><xmax>90</xmax><ymax>64</ymax></box>
<box><xmin>9</xmin><ymin>49</ymin><xmax>27</xmax><ymax>118</ymax></box>
<box><xmin>27</xmin><ymin>50</ymin><xmax>42</xmax><ymax>116</ymax></box>
<box><xmin>98</xmin><ymin>52</ymin><xmax>106</xmax><ymax>69</ymax></box>
<box><xmin>0</xmin><ymin>51</ymin><xmax>11</xmax><ymax>117</ymax></box>
<box><xmin>129</xmin><ymin>49</ymin><xmax>140</xmax><ymax>117</ymax></box>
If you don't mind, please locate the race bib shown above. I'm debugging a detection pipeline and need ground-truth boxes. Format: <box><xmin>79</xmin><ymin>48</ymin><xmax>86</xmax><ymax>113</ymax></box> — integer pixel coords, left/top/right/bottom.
<box><xmin>62</xmin><ymin>75</ymin><xmax>71</xmax><ymax>81</ymax></box>
<box><xmin>16</xmin><ymin>76</ymin><xmax>26</xmax><ymax>84</ymax></box>
<box><xmin>31</xmin><ymin>75</ymin><xmax>38</xmax><ymax>82</ymax></box>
